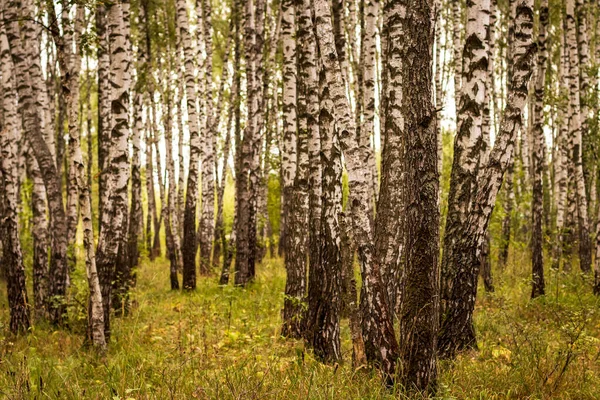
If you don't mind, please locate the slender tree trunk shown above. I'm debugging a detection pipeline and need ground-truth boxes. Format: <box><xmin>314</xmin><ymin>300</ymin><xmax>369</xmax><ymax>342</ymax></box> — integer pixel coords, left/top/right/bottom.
<box><xmin>221</xmin><ymin>2</ymin><xmax>243</xmax><ymax>285</ymax></box>
<box><xmin>280</xmin><ymin>0</ymin><xmax>298</xmax><ymax>259</ymax></box>
<box><xmin>235</xmin><ymin>0</ymin><xmax>265</xmax><ymax>285</ymax></box>
<box><xmin>95</xmin><ymin>0</ymin><xmax>132</xmax><ymax>340</ymax></box>
<box><xmin>438</xmin><ymin>0</ymin><xmax>536</xmax><ymax>359</ymax></box>
<box><xmin>255</xmin><ymin>9</ymin><xmax>281</xmax><ymax>264</ymax></box>
<box><xmin>499</xmin><ymin>161</ymin><xmax>515</xmax><ymax>268</ymax></box>
<box><xmin>0</xmin><ymin>23</ymin><xmax>30</xmax><ymax>333</ymax></box>
<box><xmin>211</xmin><ymin>30</ymin><xmax>234</xmax><ymax>269</ymax></box>
<box><xmin>452</xmin><ymin>0</ymin><xmax>462</xmax><ymax>115</ymax></box>
<box><xmin>177</xmin><ymin>0</ymin><xmax>201</xmax><ymax>289</ymax></box>
<box><xmin>313</xmin><ymin>0</ymin><xmax>399</xmax><ymax>378</ymax></box>
<box><xmin>339</xmin><ymin>213</ymin><xmax>366</xmax><ymax>368</ymax></box>
<box><xmin>97</xmin><ymin>2</ymin><xmax>111</xmax><ymax>233</ymax></box>
<box><xmin>25</xmin><ymin>151</ymin><xmax>49</xmax><ymax>319</ymax></box>
<box><xmin>375</xmin><ymin>0</ymin><xmax>404</xmax><ymax>316</ymax></box>
<box><xmin>176</xmin><ymin>87</ymin><xmax>185</xmax><ymax>243</ymax></box>
<box><xmin>165</xmin><ymin>58</ymin><xmax>184</xmax><ymax>290</ymax></box>
<box><xmin>302</xmin><ymin>0</ymin><xmax>343</xmax><ymax>362</ymax></box>
<box><xmin>359</xmin><ymin>0</ymin><xmax>379</xmax><ymax>215</ymax></box>
<box><xmin>576</xmin><ymin>0</ymin><xmax>592</xmax><ymax>199</ymax></box>
<box><xmin>85</xmin><ymin>62</ymin><xmax>93</xmax><ymax>196</ymax></box>
<box><xmin>282</xmin><ymin>0</ymin><xmax>310</xmax><ymax>337</ymax></box>
<box><xmin>199</xmin><ymin>0</ymin><xmax>216</xmax><ymax>275</ymax></box>
<box><xmin>46</xmin><ymin>1</ymin><xmax>83</xmax><ymax>276</ymax></box>
<box><xmin>530</xmin><ymin>0</ymin><xmax>548</xmax><ymax>299</ymax></box>
<box><xmin>213</xmin><ymin>90</ymin><xmax>235</xmax><ymax>270</ymax></box>
<box><xmin>146</xmin><ymin>114</ymin><xmax>159</xmax><ymax>259</ymax></box>
<box><xmin>566</xmin><ymin>0</ymin><xmax>592</xmax><ymax>274</ymax></box>
<box><xmin>478</xmin><ymin>0</ymin><xmax>494</xmax><ymax>290</ymax></box>
<box><xmin>125</xmin><ymin>85</ymin><xmax>143</xmax><ymax>294</ymax></box>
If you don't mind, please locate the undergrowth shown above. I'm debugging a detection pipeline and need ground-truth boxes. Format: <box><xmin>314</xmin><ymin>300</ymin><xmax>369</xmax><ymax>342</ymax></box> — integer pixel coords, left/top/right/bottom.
<box><xmin>1</xmin><ymin>252</ymin><xmax>600</xmax><ymax>399</ymax></box>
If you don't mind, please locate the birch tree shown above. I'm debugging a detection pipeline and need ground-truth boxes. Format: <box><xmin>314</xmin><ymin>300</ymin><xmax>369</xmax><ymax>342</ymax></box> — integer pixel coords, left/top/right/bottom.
<box><xmin>0</xmin><ymin>22</ymin><xmax>30</xmax><ymax>333</ymax></box>
<box><xmin>313</xmin><ymin>0</ymin><xmax>399</xmax><ymax>377</ymax></box>
<box><xmin>176</xmin><ymin>0</ymin><xmax>201</xmax><ymax>289</ymax></box>
<box><xmin>387</xmin><ymin>0</ymin><xmax>440</xmax><ymax>391</ymax></box>
<box><xmin>96</xmin><ymin>0</ymin><xmax>133</xmax><ymax>340</ymax></box>
<box><xmin>199</xmin><ymin>0</ymin><xmax>216</xmax><ymax>275</ymax></box>
<box><xmin>280</xmin><ymin>0</ymin><xmax>298</xmax><ymax>258</ymax></box>
<box><xmin>439</xmin><ymin>0</ymin><xmax>536</xmax><ymax>359</ymax></box>
<box><xmin>530</xmin><ymin>0</ymin><xmax>548</xmax><ymax>298</ymax></box>
<box><xmin>235</xmin><ymin>0</ymin><xmax>265</xmax><ymax>285</ymax></box>
<box><xmin>566</xmin><ymin>0</ymin><xmax>592</xmax><ymax>274</ymax></box>
<box><xmin>5</xmin><ymin>0</ymin><xmax>69</xmax><ymax>326</ymax></box>
<box><xmin>441</xmin><ymin>0</ymin><xmax>490</xmax><ymax>319</ymax></box>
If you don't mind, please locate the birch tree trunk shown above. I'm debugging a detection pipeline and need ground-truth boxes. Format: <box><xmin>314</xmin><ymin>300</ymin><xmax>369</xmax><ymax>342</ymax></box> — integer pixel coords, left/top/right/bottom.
<box><xmin>199</xmin><ymin>0</ymin><xmax>216</xmax><ymax>275</ymax></box>
<box><xmin>25</xmin><ymin>151</ymin><xmax>49</xmax><ymax>319</ymax></box>
<box><xmin>5</xmin><ymin>0</ymin><xmax>69</xmax><ymax>326</ymax></box>
<box><xmin>497</xmin><ymin>3</ymin><xmax>517</xmax><ymax>270</ymax></box>
<box><xmin>222</xmin><ymin>2</ymin><xmax>242</xmax><ymax>285</ymax></box>
<box><xmin>176</xmin><ymin>85</ymin><xmax>185</xmax><ymax>243</ymax></box>
<box><xmin>96</xmin><ymin>0</ymin><xmax>132</xmax><ymax>340</ymax></box>
<box><xmin>498</xmin><ymin>161</ymin><xmax>515</xmax><ymax>268</ymax></box>
<box><xmin>530</xmin><ymin>0</ymin><xmax>548</xmax><ymax>298</ymax></box>
<box><xmin>176</xmin><ymin>0</ymin><xmax>201</xmax><ymax>289</ymax></box>
<box><xmin>576</xmin><ymin>0</ymin><xmax>592</xmax><ymax>196</ymax></box>
<box><xmin>140</xmin><ymin>0</ymin><xmax>161</xmax><ymax>261</ymax></box>
<box><xmin>214</xmin><ymin>93</ymin><xmax>234</xmax><ymax>270</ymax></box>
<box><xmin>212</xmin><ymin>30</ymin><xmax>234</xmax><ymax>269</ymax></box>
<box><xmin>388</xmin><ymin>0</ymin><xmax>440</xmax><ymax>391</ymax></box>
<box><xmin>313</xmin><ymin>0</ymin><xmax>399</xmax><ymax>378</ymax></box>
<box><xmin>339</xmin><ymin>213</ymin><xmax>366</xmax><ymax>367</ymax></box>
<box><xmin>148</xmin><ymin>105</ymin><xmax>162</xmax><ymax>260</ymax></box>
<box><xmin>126</xmin><ymin>85</ymin><xmax>143</xmax><ymax>293</ymax></box>
<box><xmin>552</xmin><ymin>35</ymin><xmax>568</xmax><ymax>270</ymax></box>
<box><xmin>97</xmin><ymin>2</ymin><xmax>111</xmax><ymax>231</ymax></box>
<box><xmin>165</xmin><ymin>79</ymin><xmax>183</xmax><ymax>290</ymax></box>
<box><xmin>566</xmin><ymin>0</ymin><xmax>592</xmax><ymax>274</ymax></box>
<box><xmin>235</xmin><ymin>0</ymin><xmax>265</xmax><ymax>285</ymax></box>
<box><xmin>452</xmin><ymin>0</ymin><xmax>462</xmax><ymax>115</ymax></box>
<box><xmin>441</xmin><ymin>0</ymin><xmax>490</xmax><ymax>319</ymax></box>
<box><xmin>282</xmin><ymin>0</ymin><xmax>310</xmax><ymax>337</ymax></box>
<box><xmin>280</xmin><ymin>0</ymin><xmax>298</xmax><ymax>258</ymax></box>
<box><xmin>302</xmin><ymin>0</ymin><xmax>342</xmax><ymax>361</ymax></box>
<box><xmin>359</xmin><ymin>0</ymin><xmax>379</xmax><ymax>214</ymax></box>
<box><xmin>375</xmin><ymin>0</ymin><xmax>404</xmax><ymax>316</ymax></box>
<box><xmin>0</xmin><ymin>23</ymin><xmax>30</xmax><ymax>333</ymax></box>
<box><xmin>45</xmin><ymin>1</ymin><xmax>83</xmax><ymax>274</ymax></box>
<box><xmin>439</xmin><ymin>0</ymin><xmax>536</xmax><ymax>359</ymax></box>
<box><xmin>128</xmin><ymin>0</ymin><xmax>149</xmax><ymax>280</ymax></box>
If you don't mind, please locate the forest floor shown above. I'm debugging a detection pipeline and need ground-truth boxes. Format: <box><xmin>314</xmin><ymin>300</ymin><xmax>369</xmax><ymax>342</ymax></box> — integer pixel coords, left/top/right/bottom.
<box><xmin>1</xmin><ymin>253</ymin><xmax>600</xmax><ymax>399</ymax></box>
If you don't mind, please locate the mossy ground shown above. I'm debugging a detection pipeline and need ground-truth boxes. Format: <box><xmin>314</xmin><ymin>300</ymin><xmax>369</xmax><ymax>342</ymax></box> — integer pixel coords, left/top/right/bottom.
<box><xmin>1</xmin><ymin>252</ymin><xmax>600</xmax><ymax>399</ymax></box>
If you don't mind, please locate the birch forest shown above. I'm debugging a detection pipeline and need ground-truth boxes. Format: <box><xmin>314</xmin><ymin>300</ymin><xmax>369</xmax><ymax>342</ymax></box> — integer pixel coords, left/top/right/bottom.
<box><xmin>1</xmin><ymin>0</ymin><xmax>600</xmax><ymax>397</ymax></box>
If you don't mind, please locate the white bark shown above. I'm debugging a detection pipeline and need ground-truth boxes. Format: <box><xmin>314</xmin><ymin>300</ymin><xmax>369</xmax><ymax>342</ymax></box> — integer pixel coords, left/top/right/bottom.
<box><xmin>0</xmin><ymin>20</ymin><xmax>30</xmax><ymax>332</ymax></box>
<box><xmin>96</xmin><ymin>0</ymin><xmax>133</xmax><ymax>339</ymax></box>
<box><xmin>566</xmin><ymin>0</ymin><xmax>592</xmax><ymax>273</ymax></box>
<box><xmin>313</xmin><ymin>0</ymin><xmax>398</xmax><ymax>376</ymax></box>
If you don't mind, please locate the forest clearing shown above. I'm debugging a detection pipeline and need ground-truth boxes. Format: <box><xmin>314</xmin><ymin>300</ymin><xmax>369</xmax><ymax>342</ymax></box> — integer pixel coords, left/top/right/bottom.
<box><xmin>1</xmin><ymin>0</ymin><xmax>600</xmax><ymax>396</ymax></box>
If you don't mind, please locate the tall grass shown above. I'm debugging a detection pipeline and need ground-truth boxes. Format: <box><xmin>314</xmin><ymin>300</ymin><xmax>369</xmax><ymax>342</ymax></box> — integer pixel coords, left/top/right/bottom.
<box><xmin>2</xmin><ymin>249</ymin><xmax>600</xmax><ymax>399</ymax></box>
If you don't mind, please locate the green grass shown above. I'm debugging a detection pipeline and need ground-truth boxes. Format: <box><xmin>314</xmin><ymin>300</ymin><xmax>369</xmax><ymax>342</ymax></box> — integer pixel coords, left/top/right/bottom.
<box><xmin>1</xmin><ymin>252</ymin><xmax>600</xmax><ymax>399</ymax></box>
